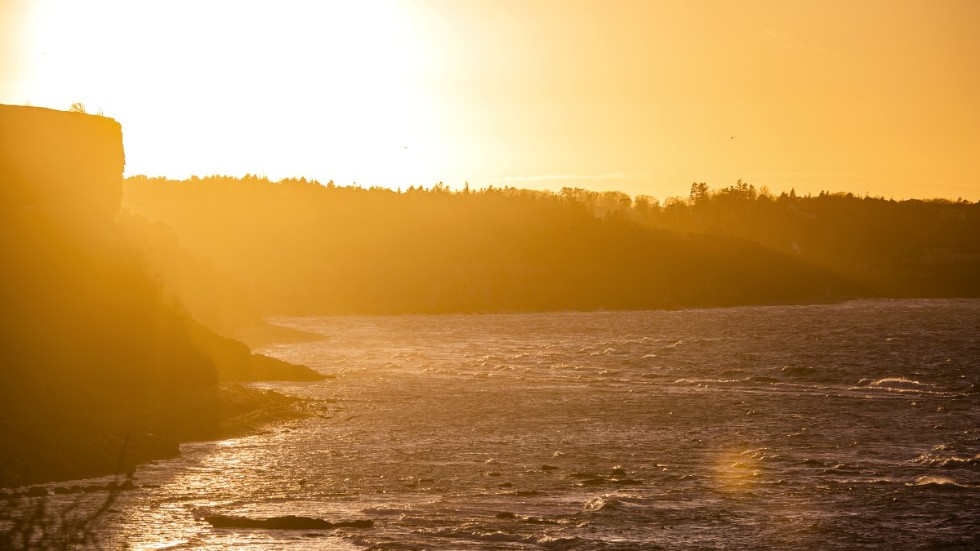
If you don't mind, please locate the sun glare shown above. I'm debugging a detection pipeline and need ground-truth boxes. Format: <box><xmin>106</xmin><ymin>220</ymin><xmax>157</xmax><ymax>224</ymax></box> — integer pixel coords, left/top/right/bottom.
<box><xmin>20</xmin><ymin>0</ymin><xmax>442</xmax><ymax>186</ymax></box>
<box><xmin>6</xmin><ymin>0</ymin><xmax>979</xmax><ymax>198</ymax></box>
<box><xmin>4</xmin><ymin>2</ymin><xmax>980</xmax><ymax>548</ymax></box>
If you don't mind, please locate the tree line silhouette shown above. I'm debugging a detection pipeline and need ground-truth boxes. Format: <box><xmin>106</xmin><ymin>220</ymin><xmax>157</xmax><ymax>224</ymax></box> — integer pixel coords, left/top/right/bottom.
<box><xmin>642</xmin><ymin>181</ymin><xmax>979</xmax><ymax>297</ymax></box>
<box><xmin>123</xmin><ymin>175</ymin><xmax>979</xmax><ymax>322</ymax></box>
<box><xmin>124</xmin><ymin>174</ymin><xmax>966</xmax><ymax>323</ymax></box>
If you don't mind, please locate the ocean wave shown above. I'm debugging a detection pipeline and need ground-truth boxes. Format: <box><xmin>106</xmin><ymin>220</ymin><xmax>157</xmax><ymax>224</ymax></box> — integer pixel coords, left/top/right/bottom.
<box><xmin>862</xmin><ymin>377</ymin><xmax>933</xmax><ymax>392</ymax></box>
<box><xmin>780</xmin><ymin>365</ymin><xmax>816</xmax><ymax>376</ymax></box>
<box><xmin>203</xmin><ymin>514</ymin><xmax>373</xmax><ymax>530</ymax></box>
<box><xmin>911</xmin><ymin>453</ymin><xmax>980</xmax><ymax>470</ymax></box>
<box><xmin>911</xmin><ymin>475</ymin><xmax>975</xmax><ymax>489</ymax></box>
<box><xmin>740</xmin><ymin>448</ymin><xmax>783</xmax><ymax>463</ymax></box>
<box><xmin>421</xmin><ymin>527</ymin><xmax>584</xmax><ymax>549</ymax></box>
<box><xmin>362</xmin><ymin>505</ymin><xmax>415</xmax><ymax>516</ymax></box>
<box><xmin>495</xmin><ymin>512</ymin><xmax>570</xmax><ymax>526</ymax></box>
<box><xmin>583</xmin><ymin>493</ymin><xmax>647</xmax><ymax>512</ymax></box>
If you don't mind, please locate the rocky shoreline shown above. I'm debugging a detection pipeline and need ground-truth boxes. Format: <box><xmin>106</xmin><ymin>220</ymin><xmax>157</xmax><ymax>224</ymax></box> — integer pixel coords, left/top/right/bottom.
<box><xmin>0</xmin><ymin>383</ymin><xmax>315</xmax><ymax>489</ymax></box>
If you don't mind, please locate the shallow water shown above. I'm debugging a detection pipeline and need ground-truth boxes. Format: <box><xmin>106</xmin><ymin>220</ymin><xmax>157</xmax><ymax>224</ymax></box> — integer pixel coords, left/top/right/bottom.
<box><xmin>86</xmin><ymin>300</ymin><xmax>980</xmax><ymax>548</ymax></box>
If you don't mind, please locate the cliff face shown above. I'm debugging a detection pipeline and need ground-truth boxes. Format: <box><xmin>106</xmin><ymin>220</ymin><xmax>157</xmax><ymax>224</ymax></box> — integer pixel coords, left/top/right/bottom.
<box><xmin>0</xmin><ymin>106</ymin><xmax>214</xmax><ymax>485</ymax></box>
<box><xmin>0</xmin><ymin>104</ymin><xmax>319</xmax><ymax>486</ymax></box>
<box><xmin>0</xmin><ymin>105</ymin><xmax>124</xmax><ymax>229</ymax></box>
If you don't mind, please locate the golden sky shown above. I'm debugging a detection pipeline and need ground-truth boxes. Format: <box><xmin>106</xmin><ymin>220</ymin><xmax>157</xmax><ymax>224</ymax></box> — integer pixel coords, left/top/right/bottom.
<box><xmin>2</xmin><ymin>0</ymin><xmax>979</xmax><ymax>200</ymax></box>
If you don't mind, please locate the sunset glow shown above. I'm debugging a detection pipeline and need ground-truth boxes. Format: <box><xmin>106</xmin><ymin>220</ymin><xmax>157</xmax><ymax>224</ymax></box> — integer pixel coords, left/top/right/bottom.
<box><xmin>3</xmin><ymin>2</ymin><xmax>980</xmax><ymax>547</ymax></box>
<box><xmin>2</xmin><ymin>0</ymin><xmax>979</xmax><ymax>198</ymax></box>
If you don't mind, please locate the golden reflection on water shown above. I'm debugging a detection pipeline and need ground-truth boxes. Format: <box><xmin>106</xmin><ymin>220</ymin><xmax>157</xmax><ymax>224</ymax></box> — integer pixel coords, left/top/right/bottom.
<box><xmin>94</xmin><ymin>304</ymin><xmax>979</xmax><ymax>549</ymax></box>
<box><xmin>109</xmin><ymin>438</ymin><xmax>265</xmax><ymax>549</ymax></box>
<box><xmin>711</xmin><ymin>448</ymin><xmax>762</xmax><ymax>491</ymax></box>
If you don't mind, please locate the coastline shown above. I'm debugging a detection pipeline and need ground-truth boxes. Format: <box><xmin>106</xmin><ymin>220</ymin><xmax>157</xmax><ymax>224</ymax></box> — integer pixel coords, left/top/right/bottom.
<box><xmin>0</xmin><ymin>383</ymin><xmax>315</xmax><ymax>490</ymax></box>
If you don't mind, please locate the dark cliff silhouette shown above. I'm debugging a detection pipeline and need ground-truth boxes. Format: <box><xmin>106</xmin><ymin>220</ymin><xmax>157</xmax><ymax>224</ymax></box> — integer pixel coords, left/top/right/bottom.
<box><xmin>0</xmin><ymin>105</ymin><xmax>319</xmax><ymax>486</ymax></box>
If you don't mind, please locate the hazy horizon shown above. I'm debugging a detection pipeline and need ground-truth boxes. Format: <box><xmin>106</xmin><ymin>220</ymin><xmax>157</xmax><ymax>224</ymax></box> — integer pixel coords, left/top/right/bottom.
<box><xmin>2</xmin><ymin>0</ymin><xmax>979</xmax><ymax>201</ymax></box>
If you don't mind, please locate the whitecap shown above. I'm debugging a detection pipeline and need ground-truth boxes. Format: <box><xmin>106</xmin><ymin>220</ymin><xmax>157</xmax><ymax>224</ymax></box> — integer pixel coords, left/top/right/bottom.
<box><xmin>913</xmin><ymin>475</ymin><xmax>967</xmax><ymax>487</ymax></box>
<box><xmin>583</xmin><ymin>493</ymin><xmax>646</xmax><ymax>512</ymax></box>
<box><xmin>867</xmin><ymin>377</ymin><xmax>933</xmax><ymax>392</ymax></box>
<box><xmin>911</xmin><ymin>453</ymin><xmax>980</xmax><ymax>469</ymax></box>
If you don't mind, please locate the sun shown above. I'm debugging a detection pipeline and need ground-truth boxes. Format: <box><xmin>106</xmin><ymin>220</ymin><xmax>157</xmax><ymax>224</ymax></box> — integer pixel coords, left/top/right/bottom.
<box><xmin>16</xmin><ymin>0</ymin><xmax>443</xmax><ymax>187</ymax></box>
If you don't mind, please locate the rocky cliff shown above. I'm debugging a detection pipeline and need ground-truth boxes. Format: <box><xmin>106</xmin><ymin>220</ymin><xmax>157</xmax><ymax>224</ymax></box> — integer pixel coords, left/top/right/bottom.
<box><xmin>0</xmin><ymin>105</ymin><xmax>124</xmax><ymax>229</ymax></box>
<box><xmin>0</xmin><ymin>105</ymin><xmax>319</xmax><ymax>486</ymax></box>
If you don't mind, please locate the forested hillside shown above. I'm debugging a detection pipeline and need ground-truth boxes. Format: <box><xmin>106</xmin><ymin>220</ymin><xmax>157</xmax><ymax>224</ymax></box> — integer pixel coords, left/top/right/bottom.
<box><xmin>123</xmin><ymin>176</ymin><xmax>864</xmax><ymax>317</ymax></box>
<box><xmin>632</xmin><ymin>181</ymin><xmax>980</xmax><ymax>297</ymax></box>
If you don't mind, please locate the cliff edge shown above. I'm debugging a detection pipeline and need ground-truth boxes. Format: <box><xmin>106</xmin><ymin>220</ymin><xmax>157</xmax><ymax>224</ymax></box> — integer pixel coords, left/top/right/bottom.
<box><xmin>0</xmin><ymin>105</ymin><xmax>123</xmax><ymax>229</ymax></box>
<box><xmin>0</xmin><ymin>105</ymin><xmax>320</xmax><ymax>486</ymax></box>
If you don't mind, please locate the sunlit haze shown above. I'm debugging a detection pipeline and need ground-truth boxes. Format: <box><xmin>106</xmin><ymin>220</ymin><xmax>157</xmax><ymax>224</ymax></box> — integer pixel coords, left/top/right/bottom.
<box><xmin>3</xmin><ymin>3</ymin><xmax>980</xmax><ymax>546</ymax></box>
<box><xmin>2</xmin><ymin>0</ymin><xmax>979</xmax><ymax>199</ymax></box>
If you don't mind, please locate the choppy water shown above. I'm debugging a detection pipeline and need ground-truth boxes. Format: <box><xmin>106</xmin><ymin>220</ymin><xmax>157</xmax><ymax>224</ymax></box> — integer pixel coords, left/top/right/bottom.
<box><xmin>88</xmin><ymin>300</ymin><xmax>980</xmax><ymax>548</ymax></box>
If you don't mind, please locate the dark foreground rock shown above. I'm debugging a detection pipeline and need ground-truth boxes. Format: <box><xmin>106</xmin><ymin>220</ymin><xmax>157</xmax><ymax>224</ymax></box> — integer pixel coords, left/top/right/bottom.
<box><xmin>186</xmin><ymin>319</ymin><xmax>324</xmax><ymax>382</ymax></box>
<box><xmin>1</xmin><ymin>385</ymin><xmax>312</xmax><ymax>487</ymax></box>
